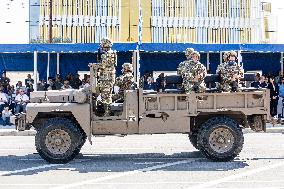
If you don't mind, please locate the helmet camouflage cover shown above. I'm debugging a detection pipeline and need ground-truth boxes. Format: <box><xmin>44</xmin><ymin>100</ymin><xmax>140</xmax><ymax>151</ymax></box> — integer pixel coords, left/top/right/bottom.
<box><xmin>100</xmin><ymin>37</ymin><xmax>113</xmax><ymax>48</ymax></box>
<box><xmin>191</xmin><ymin>51</ymin><xmax>200</xmax><ymax>59</ymax></box>
<box><xmin>185</xmin><ymin>48</ymin><xmax>194</xmax><ymax>57</ymax></box>
<box><xmin>122</xmin><ymin>63</ymin><xmax>133</xmax><ymax>73</ymax></box>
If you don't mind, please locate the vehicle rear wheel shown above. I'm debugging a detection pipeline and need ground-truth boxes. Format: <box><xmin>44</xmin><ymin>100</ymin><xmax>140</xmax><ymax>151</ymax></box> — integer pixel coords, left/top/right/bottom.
<box><xmin>35</xmin><ymin>118</ymin><xmax>83</xmax><ymax>164</ymax></box>
<box><xmin>188</xmin><ymin>132</ymin><xmax>198</xmax><ymax>149</ymax></box>
<box><xmin>197</xmin><ymin>116</ymin><xmax>244</xmax><ymax>161</ymax></box>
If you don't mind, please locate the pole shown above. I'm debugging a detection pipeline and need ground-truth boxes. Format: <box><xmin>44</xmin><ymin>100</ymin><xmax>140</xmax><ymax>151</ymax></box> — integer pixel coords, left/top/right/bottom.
<box><xmin>281</xmin><ymin>52</ymin><xmax>284</xmax><ymax>76</ymax></box>
<box><xmin>34</xmin><ymin>51</ymin><xmax>38</xmax><ymax>91</ymax></box>
<box><xmin>49</xmin><ymin>0</ymin><xmax>53</xmax><ymax>43</ymax></box>
<box><xmin>207</xmin><ymin>52</ymin><xmax>210</xmax><ymax>72</ymax></box>
<box><xmin>47</xmin><ymin>52</ymin><xmax>50</xmax><ymax>81</ymax></box>
<box><xmin>57</xmin><ymin>53</ymin><xmax>60</xmax><ymax>74</ymax></box>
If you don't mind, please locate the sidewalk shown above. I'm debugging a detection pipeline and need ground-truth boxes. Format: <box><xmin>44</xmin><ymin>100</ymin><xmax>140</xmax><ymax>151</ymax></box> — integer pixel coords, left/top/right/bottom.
<box><xmin>0</xmin><ymin>123</ymin><xmax>283</xmax><ymax>136</ymax></box>
<box><xmin>0</xmin><ymin>125</ymin><xmax>36</xmax><ymax>136</ymax></box>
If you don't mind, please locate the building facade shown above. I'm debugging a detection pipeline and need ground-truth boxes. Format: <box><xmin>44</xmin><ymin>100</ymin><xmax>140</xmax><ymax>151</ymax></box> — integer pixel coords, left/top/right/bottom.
<box><xmin>37</xmin><ymin>0</ymin><xmax>274</xmax><ymax>44</ymax></box>
<box><xmin>0</xmin><ymin>0</ymin><xmax>29</xmax><ymax>44</ymax></box>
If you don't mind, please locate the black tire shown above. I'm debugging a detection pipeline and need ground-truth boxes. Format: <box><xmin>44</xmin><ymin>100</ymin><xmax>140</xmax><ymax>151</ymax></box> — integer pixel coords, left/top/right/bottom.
<box><xmin>197</xmin><ymin>116</ymin><xmax>244</xmax><ymax>161</ymax></box>
<box><xmin>35</xmin><ymin>118</ymin><xmax>83</xmax><ymax>164</ymax></box>
<box><xmin>188</xmin><ymin>132</ymin><xmax>198</xmax><ymax>150</ymax></box>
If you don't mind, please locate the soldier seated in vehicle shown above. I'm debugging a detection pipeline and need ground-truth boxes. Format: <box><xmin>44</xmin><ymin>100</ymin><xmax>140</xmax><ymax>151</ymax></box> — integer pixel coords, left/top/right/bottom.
<box><xmin>178</xmin><ymin>50</ymin><xmax>207</xmax><ymax>93</ymax></box>
<box><xmin>113</xmin><ymin>63</ymin><xmax>135</xmax><ymax>102</ymax></box>
<box><xmin>216</xmin><ymin>51</ymin><xmax>244</xmax><ymax>92</ymax></box>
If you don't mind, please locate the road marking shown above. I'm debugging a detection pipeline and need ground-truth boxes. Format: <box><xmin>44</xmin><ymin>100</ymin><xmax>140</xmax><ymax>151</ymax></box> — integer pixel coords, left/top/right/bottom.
<box><xmin>190</xmin><ymin>161</ymin><xmax>284</xmax><ymax>189</ymax></box>
<box><xmin>0</xmin><ymin>164</ymin><xmax>62</xmax><ymax>176</ymax></box>
<box><xmin>0</xmin><ymin>159</ymin><xmax>88</xmax><ymax>176</ymax></box>
<box><xmin>50</xmin><ymin>158</ymin><xmax>203</xmax><ymax>189</ymax></box>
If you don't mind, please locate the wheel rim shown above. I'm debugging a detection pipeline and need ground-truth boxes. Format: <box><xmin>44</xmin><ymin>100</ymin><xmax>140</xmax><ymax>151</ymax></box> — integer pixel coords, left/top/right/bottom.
<box><xmin>208</xmin><ymin>126</ymin><xmax>235</xmax><ymax>153</ymax></box>
<box><xmin>45</xmin><ymin>129</ymin><xmax>71</xmax><ymax>155</ymax></box>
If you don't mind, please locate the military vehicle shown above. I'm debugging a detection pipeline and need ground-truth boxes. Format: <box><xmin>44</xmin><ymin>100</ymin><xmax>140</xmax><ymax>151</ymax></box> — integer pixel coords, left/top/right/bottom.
<box><xmin>12</xmin><ymin>65</ymin><xmax>269</xmax><ymax>163</ymax></box>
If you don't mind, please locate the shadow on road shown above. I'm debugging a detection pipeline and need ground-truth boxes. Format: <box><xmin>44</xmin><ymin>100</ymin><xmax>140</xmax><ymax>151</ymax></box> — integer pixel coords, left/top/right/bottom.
<box><xmin>0</xmin><ymin>151</ymin><xmax>250</xmax><ymax>176</ymax></box>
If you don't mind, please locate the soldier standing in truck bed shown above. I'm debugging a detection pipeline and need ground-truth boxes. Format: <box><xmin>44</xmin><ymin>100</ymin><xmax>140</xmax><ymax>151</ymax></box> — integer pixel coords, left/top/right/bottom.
<box><xmin>216</xmin><ymin>51</ymin><xmax>244</xmax><ymax>92</ymax></box>
<box><xmin>178</xmin><ymin>51</ymin><xmax>207</xmax><ymax>93</ymax></box>
<box><xmin>177</xmin><ymin>48</ymin><xmax>194</xmax><ymax>75</ymax></box>
<box><xmin>96</xmin><ymin>38</ymin><xmax>117</xmax><ymax>115</ymax></box>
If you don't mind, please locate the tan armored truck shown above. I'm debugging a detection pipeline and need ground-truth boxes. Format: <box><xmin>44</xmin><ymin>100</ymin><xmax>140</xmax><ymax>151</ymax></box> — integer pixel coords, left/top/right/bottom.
<box><xmin>12</xmin><ymin>66</ymin><xmax>270</xmax><ymax>163</ymax></box>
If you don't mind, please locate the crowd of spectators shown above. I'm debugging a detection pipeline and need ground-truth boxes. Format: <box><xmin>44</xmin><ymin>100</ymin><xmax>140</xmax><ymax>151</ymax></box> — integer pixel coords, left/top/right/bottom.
<box><xmin>36</xmin><ymin>73</ymin><xmax>90</xmax><ymax>91</ymax></box>
<box><xmin>0</xmin><ymin>72</ymin><xmax>90</xmax><ymax>126</ymax></box>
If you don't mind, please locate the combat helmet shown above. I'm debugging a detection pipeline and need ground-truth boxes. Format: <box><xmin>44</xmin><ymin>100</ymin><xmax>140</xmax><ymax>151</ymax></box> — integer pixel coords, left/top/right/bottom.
<box><xmin>185</xmin><ymin>48</ymin><xmax>194</xmax><ymax>59</ymax></box>
<box><xmin>223</xmin><ymin>52</ymin><xmax>230</xmax><ymax>62</ymax></box>
<box><xmin>191</xmin><ymin>51</ymin><xmax>200</xmax><ymax>60</ymax></box>
<box><xmin>100</xmin><ymin>37</ymin><xmax>113</xmax><ymax>48</ymax></box>
<box><xmin>122</xmin><ymin>63</ymin><xmax>133</xmax><ymax>73</ymax></box>
<box><xmin>226</xmin><ymin>50</ymin><xmax>238</xmax><ymax>61</ymax></box>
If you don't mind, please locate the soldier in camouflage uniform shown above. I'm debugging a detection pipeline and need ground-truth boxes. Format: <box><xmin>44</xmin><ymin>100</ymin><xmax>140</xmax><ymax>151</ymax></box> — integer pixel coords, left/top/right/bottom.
<box><xmin>178</xmin><ymin>51</ymin><xmax>207</xmax><ymax>93</ymax></box>
<box><xmin>96</xmin><ymin>38</ymin><xmax>117</xmax><ymax>115</ymax></box>
<box><xmin>114</xmin><ymin>63</ymin><xmax>135</xmax><ymax>101</ymax></box>
<box><xmin>177</xmin><ymin>48</ymin><xmax>194</xmax><ymax>75</ymax></box>
<box><xmin>216</xmin><ymin>51</ymin><xmax>244</xmax><ymax>92</ymax></box>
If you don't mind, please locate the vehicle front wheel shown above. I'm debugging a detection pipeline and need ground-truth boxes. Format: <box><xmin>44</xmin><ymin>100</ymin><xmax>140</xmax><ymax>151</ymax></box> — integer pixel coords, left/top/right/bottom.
<box><xmin>197</xmin><ymin>116</ymin><xmax>244</xmax><ymax>161</ymax></box>
<box><xmin>35</xmin><ymin>118</ymin><xmax>83</xmax><ymax>164</ymax></box>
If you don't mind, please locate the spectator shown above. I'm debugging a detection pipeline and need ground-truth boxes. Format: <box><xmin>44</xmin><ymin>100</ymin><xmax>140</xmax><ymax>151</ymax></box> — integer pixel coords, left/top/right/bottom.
<box><xmin>0</xmin><ymin>87</ymin><xmax>8</xmax><ymax>113</ymax></box>
<box><xmin>37</xmin><ymin>80</ymin><xmax>47</xmax><ymax>91</ymax></box>
<box><xmin>277</xmin><ymin>77</ymin><xmax>284</xmax><ymax>118</ymax></box>
<box><xmin>251</xmin><ymin>76</ymin><xmax>267</xmax><ymax>88</ymax></box>
<box><xmin>80</xmin><ymin>79</ymin><xmax>90</xmax><ymax>88</ymax></box>
<box><xmin>66</xmin><ymin>73</ymin><xmax>73</xmax><ymax>81</ymax></box>
<box><xmin>55</xmin><ymin>74</ymin><xmax>62</xmax><ymax>82</ymax></box>
<box><xmin>54</xmin><ymin>76</ymin><xmax>63</xmax><ymax>90</ymax></box>
<box><xmin>259</xmin><ymin>76</ymin><xmax>268</xmax><ymax>88</ymax></box>
<box><xmin>8</xmin><ymin>85</ymin><xmax>16</xmax><ymax>114</ymax></box>
<box><xmin>15</xmin><ymin>89</ymin><xmax>30</xmax><ymax>114</ymax></box>
<box><xmin>1</xmin><ymin>106</ymin><xmax>12</xmax><ymax>126</ymax></box>
<box><xmin>70</xmin><ymin>74</ymin><xmax>82</xmax><ymax>89</ymax></box>
<box><xmin>61</xmin><ymin>80</ymin><xmax>72</xmax><ymax>90</ymax></box>
<box><xmin>46</xmin><ymin>78</ymin><xmax>56</xmax><ymax>90</ymax></box>
<box><xmin>156</xmin><ymin>73</ymin><xmax>166</xmax><ymax>92</ymax></box>
<box><xmin>144</xmin><ymin>77</ymin><xmax>156</xmax><ymax>90</ymax></box>
<box><xmin>251</xmin><ymin>73</ymin><xmax>261</xmax><ymax>88</ymax></box>
<box><xmin>0</xmin><ymin>71</ymin><xmax>10</xmax><ymax>91</ymax></box>
<box><xmin>275</xmin><ymin>70</ymin><xmax>283</xmax><ymax>84</ymax></box>
<box><xmin>25</xmin><ymin>74</ymin><xmax>34</xmax><ymax>88</ymax></box>
<box><xmin>16</xmin><ymin>81</ymin><xmax>26</xmax><ymax>92</ymax></box>
<box><xmin>26</xmin><ymin>83</ymin><xmax>34</xmax><ymax>97</ymax></box>
<box><xmin>267</xmin><ymin>76</ymin><xmax>279</xmax><ymax>118</ymax></box>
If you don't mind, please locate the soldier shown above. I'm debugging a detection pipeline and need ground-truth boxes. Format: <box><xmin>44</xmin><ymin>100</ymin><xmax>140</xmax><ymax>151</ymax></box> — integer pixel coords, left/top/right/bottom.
<box><xmin>114</xmin><ymin>63</ymin><xmax>135</xmax><ymax>101</ymax></box>
<box><xmin>97</xmin><ymin>37</ymin><xmax>112</xmax><ymax>62</ymax></box>
<box><xmin>216</xmin><ymin>51</ymin><xmax>244</xmax><ymax>92</ymax></box>
<box><xmin>179</xmin><ymin>51</ymin><xmax>207</xmax><ymax>93</ymax></box>
<box><xmin>177</xmin><ymin>48</ymin><xmax>194</xmax><ymax>75</ymax></box>
<box><xmin>96</xmin><ymin>38</ymin><xmax>117</xmax><ymax>115</ymax></box>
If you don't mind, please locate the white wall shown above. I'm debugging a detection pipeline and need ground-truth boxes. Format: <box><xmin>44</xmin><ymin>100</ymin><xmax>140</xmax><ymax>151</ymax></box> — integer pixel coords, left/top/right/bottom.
<box><xmin>266</xmin><ymin>0</ymin><xmax>284</xmax><ymax>43</ymax></box>
<box><xmin>0</xmin><ymin>0</ymin><xmax>29</xmax><ymax>44</ymax></box>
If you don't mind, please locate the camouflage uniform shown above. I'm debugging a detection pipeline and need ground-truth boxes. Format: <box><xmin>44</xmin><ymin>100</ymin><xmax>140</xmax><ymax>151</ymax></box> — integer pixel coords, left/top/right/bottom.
<box><xmin>177</xmin><ymin>48</ymin><xmax>194</xmax><ymax>75</ymax></box>
<box><xmin>178</xmin><ymin>51</ymin><xmax>207</xmax><ymax>93</ymax></box>
<box><xmin>96</xmin><ymin>38</ymin><xmax>117</xmax><ymax>114</ymax></box>
<box><xmin>114</xmin><ymin>63</ymin><xmax>135</xmax><ymax>101</ymax></box>
<box><xmin>216</xmin><ymin>51</ymin><xmax>244</xmax><ymax>92</ymax></box>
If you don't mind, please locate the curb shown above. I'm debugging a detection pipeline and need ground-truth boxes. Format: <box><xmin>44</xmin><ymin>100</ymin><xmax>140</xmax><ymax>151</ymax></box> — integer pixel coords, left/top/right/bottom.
<box><xmin>0</xmin><ymin>130</ymin><xmax>36</xmax><ymax>136</ymax></box>
<box><xmin>243</xmin><ymin>128</ymin><xmax>284</xmax><ymax>134</ymax></box>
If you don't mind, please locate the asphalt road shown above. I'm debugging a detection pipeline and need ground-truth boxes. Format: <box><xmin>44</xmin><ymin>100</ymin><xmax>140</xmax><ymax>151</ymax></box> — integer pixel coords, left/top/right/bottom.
<box><xmin>0</xmin><ymin>133</ymin><xmax>284</xmax><ymax>189</ymax></box>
